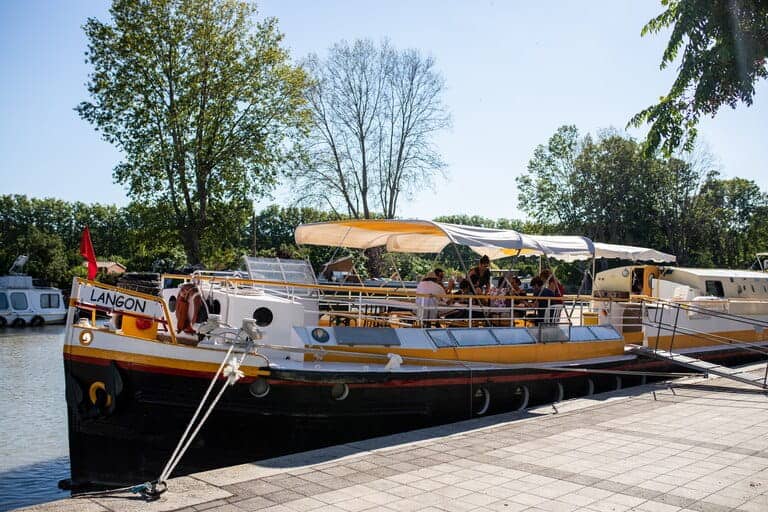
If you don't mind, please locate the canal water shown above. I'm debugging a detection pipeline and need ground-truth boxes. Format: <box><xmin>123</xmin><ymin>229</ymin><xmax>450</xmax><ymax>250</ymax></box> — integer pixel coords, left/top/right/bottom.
<box><xmin>0</xmin><ymin>326</ymin><xmax>70</xmax><ymax>511</ymax></box>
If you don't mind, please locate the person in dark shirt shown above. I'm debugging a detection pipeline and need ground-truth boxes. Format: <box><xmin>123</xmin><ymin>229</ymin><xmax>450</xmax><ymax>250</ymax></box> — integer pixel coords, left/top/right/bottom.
<box><xmin>468</xmin><ymin>255</ymin><xmax>491</xmax><ymax>293</ymax></box>
<box><xmin>444</xmin><ymin>279</ymin><xmax>475</xmax><ymax>320</ymax></box>
<box><xmin>539</xmin><ymin>268</ymin><xmax>564</xmax><ymax>297</ymax></box>
<box><xmin>535</xmin><ymin>276</ymin><xmax>559</xmax><ymax>324</ymax></box>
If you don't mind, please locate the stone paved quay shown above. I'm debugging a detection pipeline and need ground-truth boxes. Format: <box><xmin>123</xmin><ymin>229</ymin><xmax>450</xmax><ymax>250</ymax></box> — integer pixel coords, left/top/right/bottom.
<box><xmin>18</xmin><ymin>365</ymin><xmax>768</xmax><ymax>512</ymax></box>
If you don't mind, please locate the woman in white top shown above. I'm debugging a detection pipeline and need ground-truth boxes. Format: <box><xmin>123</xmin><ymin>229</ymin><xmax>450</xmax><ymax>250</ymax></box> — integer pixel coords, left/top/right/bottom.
<box><xmin>416</xmin><ymin>271</ymin><xmax>446</xmax><ymax>324</ymax></box>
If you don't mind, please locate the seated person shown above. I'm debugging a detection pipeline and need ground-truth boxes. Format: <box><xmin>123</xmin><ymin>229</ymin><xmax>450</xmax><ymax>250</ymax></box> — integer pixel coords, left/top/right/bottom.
<box><xmin>491</xmin><ymin>275</ymin><xmax>509</xmax><ymax>308</ymax></box>
<box><xmin>433</xmin><ymin>267</ymin><xmax>455</xmax><ymax>294</ymax></box>
<box><xmin>509</xmin><ymin>275</ymin><xmax>527</xmax><ymax>300</ymax></box>
<box><xmin>539</xmin><ymin>268</ymin><xmax>565</xmax><ymax>298</ymax></box>
<box><xmin>444</xmin><ymin>279</ymin><xmax>476</xmax><ymax>319</ymax></box>
<box><xmin>527</xmin><ymin>277</ymin><xmax>546</xmax><ymax>324</ymax></box>
<box><xmin>468</xmin><ymin>255</ymin><xmax>491</xmax><ymax>294</ymax></box>
<box><xmin>506</xmin><ymin>275</ymin><xmax>528</xmax><ymax>317</ymax></box>
<box><xmin>534</xmin><ymin>276</ymin><xmax>560</xmax><ymax>324</ymax></box>
<box><xmin>416</xmin><ymin>271</ymin><xmax>446</xmax><ymax>324</ymax></box>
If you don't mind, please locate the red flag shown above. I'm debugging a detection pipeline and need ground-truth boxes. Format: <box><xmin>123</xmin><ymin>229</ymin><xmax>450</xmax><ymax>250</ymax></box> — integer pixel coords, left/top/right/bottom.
<box><xmin>80</xmin><ymin>226</ymin><xmax>98</xmax><ymax>280</ymax></box>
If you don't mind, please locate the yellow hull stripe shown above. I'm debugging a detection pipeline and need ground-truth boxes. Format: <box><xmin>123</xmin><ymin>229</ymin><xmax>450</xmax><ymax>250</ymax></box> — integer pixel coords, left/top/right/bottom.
<box><xmin>66</xmin><ymin>344</ymin><xmax>270</xmax><ymax>377</ymax></box>
<box><xmin>304</xmin><ymin>340</ymin><xmax>626</xmax><ymax>365</ymax></box>
<box><xmin>644</xmin><ymin>329</ymin><xmax>767</xmax><ymax>351</ymax></box>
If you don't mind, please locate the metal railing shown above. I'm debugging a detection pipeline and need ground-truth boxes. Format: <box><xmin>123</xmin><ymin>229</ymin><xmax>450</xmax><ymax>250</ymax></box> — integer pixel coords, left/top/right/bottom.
<box><xmin>640</xmin><ymin>297</ymin><xmax>768</xmax><ymax>387</ymax></box>
<box><xmin>165</xmin><ymin>273</ymin><xmax>586</xmax><ymax>333</ymax></box>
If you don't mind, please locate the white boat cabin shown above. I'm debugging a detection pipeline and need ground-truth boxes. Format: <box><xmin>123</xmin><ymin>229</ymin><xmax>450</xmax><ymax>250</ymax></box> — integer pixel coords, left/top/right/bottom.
<box><xmin>0</xmin><ymin>274</ymin><xmax>67</xmax><ymax>327</ymax></box>
<box><xmin>595</xmin><ymin>264</ymin><xmax>768</xmax><ymax>301</ymax></box>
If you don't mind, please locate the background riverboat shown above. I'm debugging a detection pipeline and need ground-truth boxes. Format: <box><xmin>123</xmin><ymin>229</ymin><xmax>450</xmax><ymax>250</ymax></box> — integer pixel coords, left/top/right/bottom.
<box><xmin>0</xmin><ymin>256</ymin><xmax>66</xmax><ymax>328</ymax></box>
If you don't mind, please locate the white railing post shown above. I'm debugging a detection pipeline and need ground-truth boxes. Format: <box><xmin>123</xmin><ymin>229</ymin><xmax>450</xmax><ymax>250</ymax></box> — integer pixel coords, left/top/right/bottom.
<box><xmin>357</xmin><ymin>291</ymin><xmax>363</xmax><ymax>326</ymax></box>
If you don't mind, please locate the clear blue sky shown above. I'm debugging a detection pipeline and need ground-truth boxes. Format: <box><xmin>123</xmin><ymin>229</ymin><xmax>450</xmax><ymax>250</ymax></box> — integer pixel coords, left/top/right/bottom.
<box><xmin>1</xmin><ymin>1</ymin><xmax>766</xmax><ymax>221</ymax></box>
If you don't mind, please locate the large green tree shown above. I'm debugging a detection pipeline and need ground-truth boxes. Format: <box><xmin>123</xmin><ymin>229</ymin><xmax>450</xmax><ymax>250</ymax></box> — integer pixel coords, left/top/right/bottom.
<box><xmin>572</xmin><ymin>132</ymin><xmax>661</xmax><ymax>244</ymax></box>
<box><xmin>516</xmin><ymin>125</ymin><xmax>583</xmax><ymax>227</ymax></box>
<box><xmin>631</xmin><ymin>0</ymin><xmax>768</xmax><ymax>155</ymax></box>
<box><xmin>518</xmin><ymin>126</ymin><xmax>740</xmax><ymax>264</ymax></box>
<box><xmin>77</xmin><ymin>0</ymin><xmax>310</xmax><ymax>264</ymax></box>
<box><xmin>693</xmin><ymin>176</ymin><xmax>768</xmax><ymax>267</ymax></box>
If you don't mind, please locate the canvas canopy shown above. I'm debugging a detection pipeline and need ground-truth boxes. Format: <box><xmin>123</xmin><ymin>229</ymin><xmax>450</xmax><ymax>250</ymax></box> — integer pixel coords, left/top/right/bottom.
<box><xmin>295</xmin><ymin>220</ymin><xmax>595</xmax><ymax>261</ymax></box>
<box><xmin>592</xmin><ymin>242</ymin><xmax>676</xmax><ymax>263</ymax></box>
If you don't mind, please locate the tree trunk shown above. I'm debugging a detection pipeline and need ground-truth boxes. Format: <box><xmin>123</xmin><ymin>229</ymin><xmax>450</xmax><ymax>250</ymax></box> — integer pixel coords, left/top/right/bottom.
<box><xmin>363</xmin><ymin>246</ymin><xmax>385</xmax><ymax>278</ymax></box>
<box><xmin>181</xmin><ymin>228</ymin><xmax>202</xmax><ymax>265</ymax></box>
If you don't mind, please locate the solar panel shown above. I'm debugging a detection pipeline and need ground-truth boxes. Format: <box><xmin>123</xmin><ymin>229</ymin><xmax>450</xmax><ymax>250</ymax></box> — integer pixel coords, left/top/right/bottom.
<box><xmin>240</xmin><ymin>256</ymin><xmax>318</xmax><ymax>297</ymax></box>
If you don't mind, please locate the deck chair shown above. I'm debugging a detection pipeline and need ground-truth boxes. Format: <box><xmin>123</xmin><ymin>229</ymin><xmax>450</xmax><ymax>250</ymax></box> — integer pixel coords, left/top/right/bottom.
<box><xmin>416</xmin><ymin>296</ymin><xmax>439</xmax><ymax>327</ymax></box>
<box><xmin>544</xmin><ymin>304</ymin><xmax>564</xmax><ymax>325</ymax></box>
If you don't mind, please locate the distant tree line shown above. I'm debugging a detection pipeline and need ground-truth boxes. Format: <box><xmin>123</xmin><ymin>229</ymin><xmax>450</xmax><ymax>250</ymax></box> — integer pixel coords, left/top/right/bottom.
<box><xmin>0</xmin><ymin>196</ymin><xmax>336</xmax><ymax>288</ymax></box>
<box><xmin>0</xmin><ymin>194</ymin><xmax>551</xmax><ymax>289</ymax></box>
<box><xmin>7</xmin><ymin>148</ymin><xmax>767</xmax><ymax>291</ymax></box>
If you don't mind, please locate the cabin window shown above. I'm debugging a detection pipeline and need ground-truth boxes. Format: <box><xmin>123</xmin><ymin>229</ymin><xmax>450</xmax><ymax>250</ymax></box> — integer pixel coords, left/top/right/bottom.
<box><xmin>426</xmin><ymin>329</ymin><xmax>457</xmax><ymax>348</ymax></box>
<box><xmin>705</xmin><ymin>280</ymin><xmax>724</xmax><ymax>297</ymax></box>
<box><xmin>0</xmin><ymin>293</ymin><xmax>7</xmax><ymax>310</ymax></box>
<box><xmin>492</xmin><ymin>328</ymin><xmax>535</xmax><ymax>345</ymax></box>
<box><xmin>40</xmin><ymin>293</ymin><xmax>60</xmax><ymax>309</ymax></box>
<box><xmin>10</xmin><ymin>292</ymin><xmax>28</xmax><ymax>310</ymax></box>
<box><xmin>588</xmin><ymin>326</ymin><xmax>622</xmax><ymax>340</ymax></box>
<box><xmin>451</xmin><ymin>328</ymin><xmax>498</xmax><ymax>346</ymax></box>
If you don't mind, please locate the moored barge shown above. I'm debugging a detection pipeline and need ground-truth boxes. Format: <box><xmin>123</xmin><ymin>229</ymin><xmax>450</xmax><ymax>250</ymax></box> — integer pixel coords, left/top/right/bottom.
<box><xmin>62</xmin><ymin>220</ymin><xmax>768</xmax><ymax>490</ymax></box>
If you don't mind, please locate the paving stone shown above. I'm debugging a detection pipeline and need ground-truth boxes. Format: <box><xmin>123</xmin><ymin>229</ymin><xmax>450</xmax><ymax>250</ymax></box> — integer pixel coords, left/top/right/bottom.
<box><xmin>225</xmin><ymin>481</ymin><xmax>282</xmax><ymax>498</ymax></box>
<box><xmin>230</xmin><ymin>496</ymin><xmax>276</xmax><ymax>511</ymax></box>
<box><xmin>684</xmin><ymin>500</ymin><xmax>736</xmax><ymax>512</ymax></box>
<box><xmin>193</xmin><ymin>499</ymin><xmax>230</xmax><ymax>510</ymax></box>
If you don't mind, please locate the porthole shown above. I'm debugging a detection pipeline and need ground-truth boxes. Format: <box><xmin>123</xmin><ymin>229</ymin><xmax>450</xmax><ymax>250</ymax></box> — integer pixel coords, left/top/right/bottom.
<box><xmin>311</xmin><ymin>327</ymin><xmax>330</xmax><ymax>343</ymax></box>
<box><xmin>473</xmin><ymin>387</ymin><xmax>490</xmax><ymax>416</ymax></box>
<box><xmin>79</xmin><ymin>329</ymin><xmax>94</xmax><ymax>346</ymax></box>
<box><xmin>331</xmin><ymin>383</ymin><xmax>349</xmax><ymax>401</ymax></box>
<box><xmin>253</xmin><ymin>307</ymin><xmax>273</xmax><ymax>327</ymax></box>
<box><xmin>168</xmin><ymin>296</ymin><xmax>177</xmax><ymax>312</ymax></box>
<box><xmin>249</xmin><ymin>378</ymin><xmax>270</xmax><ymax>398</ymax></box>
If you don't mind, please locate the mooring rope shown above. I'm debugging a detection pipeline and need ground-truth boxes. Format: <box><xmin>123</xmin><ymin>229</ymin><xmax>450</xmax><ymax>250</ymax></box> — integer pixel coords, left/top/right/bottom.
<box><xmin>148</xmin><ymin>341</ymin><xmax>251</xmax><ymax>497</ymax></box>
<box><xmin>73</xmin><ymin>327</ymin><xmax>255</xmax><ymax>501</ymax></box>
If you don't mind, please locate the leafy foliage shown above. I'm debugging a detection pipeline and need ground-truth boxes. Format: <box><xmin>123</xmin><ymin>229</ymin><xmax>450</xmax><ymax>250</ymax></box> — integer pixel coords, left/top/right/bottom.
<box><xmin>631</xmin><ymin>0</ymin><xmax>768</xmax><ymax>155</ymax></box>
<box><xmin>516</xmin><ymin>125</ymin><xmax>583</xmax><ymax>226</ymax></box>
<box><xmin>516</xmin><ymin>125</ymin><xmax>768</xmax><ymax>267</ymax></box>
<box><xmin>77</xmin><ymin>0</ymin><xmax>310</xmax><ymax>263</ymax></box>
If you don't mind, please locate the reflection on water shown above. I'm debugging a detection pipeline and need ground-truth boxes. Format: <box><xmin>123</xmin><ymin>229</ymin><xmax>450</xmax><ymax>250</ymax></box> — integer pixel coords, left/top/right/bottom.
<box><xmin>0</xmin><ymin>326</ymin><xmax>70</xmax><ymax>511</ymax></box>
